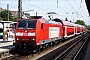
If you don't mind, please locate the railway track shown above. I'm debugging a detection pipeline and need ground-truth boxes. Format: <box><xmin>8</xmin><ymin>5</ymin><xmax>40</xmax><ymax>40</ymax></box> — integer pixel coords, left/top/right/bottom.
<box><xmin>1</xmin><ymin>31</ymin><xmax>89</xmax><ymax>60</ymax></box>
<box><xmin>54</xmin><ymin>32</ymin><xmax>90</xmax><ymax>60</ymax></box>
<box><xmin>37</xmin><ymin>31</ymin><xmax>90</xmax><ymax>60</ymax></box>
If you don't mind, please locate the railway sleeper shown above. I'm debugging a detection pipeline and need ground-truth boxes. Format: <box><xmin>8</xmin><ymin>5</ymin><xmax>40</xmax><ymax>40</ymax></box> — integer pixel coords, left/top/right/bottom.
<box><xmin>63</xmin><ymin>41</ymin><xmax>84</xmax><ymax>60</ymax></box>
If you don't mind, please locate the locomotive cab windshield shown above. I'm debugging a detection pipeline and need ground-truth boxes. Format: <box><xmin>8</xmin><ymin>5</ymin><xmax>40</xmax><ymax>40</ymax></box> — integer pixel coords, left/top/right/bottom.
<box><xmin>18</xmin><ymin>20</ymin><xmax>37</xmax><ymax>29</ymax></box>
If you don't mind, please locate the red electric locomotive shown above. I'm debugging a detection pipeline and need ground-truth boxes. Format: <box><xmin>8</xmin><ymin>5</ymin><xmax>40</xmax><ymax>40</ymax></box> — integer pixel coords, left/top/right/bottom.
<box><xmin>14</xmin><ymin>16</ymin><xmax>63</xmax><ymax>52</ymax></box>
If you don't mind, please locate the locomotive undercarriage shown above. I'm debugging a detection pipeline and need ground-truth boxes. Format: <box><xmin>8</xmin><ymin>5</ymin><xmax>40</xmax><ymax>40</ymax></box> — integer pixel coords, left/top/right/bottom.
<box><xmin>37</xmin><ymin>39</ymin><xmax>61</xmax><ymax>52</ymax></box>
<box><xmin>14</xmin><ymin>39</ymin><xmax>61</xmax><ymax>53</ymax></box>
<box><xmin>14</xmin><ymin>42</ymin><xmax>37</xmax><ymax>53</ymax></box>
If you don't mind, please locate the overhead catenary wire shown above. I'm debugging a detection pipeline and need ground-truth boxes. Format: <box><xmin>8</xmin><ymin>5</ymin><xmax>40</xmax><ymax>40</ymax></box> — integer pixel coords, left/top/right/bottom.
<box><xmin>75</xmin><ymin>0</ymin><xmax>86</xmax><ymax>20</ymax></box>
<box><xmin>27</xmin><ymin>0</ymin><xmax>61</xmax><ymax>13</ymax></box>
<box><xmin>66</xmin><ymin>0</ymin><xmax>86</xmax><ymax>20</ymax></box>
<box><xmin>23</xmin><ymin>0</ymin><xmax>61</xmax><ymax>17</ymax></box>
<box><xmin>25</xmin><ymin>0</ymin><xmax>86</xmax><ymax>20</ymax></box>
<box><xmin>25</xmin><ymin>1</ymin><xmax>76</xmax><ymax>20</ymax></box>
<box><xmin>74</xmin><ymin>0</ymin><xmax>85</xmax><ymax>14</ymax></box>
<box><xmin>23</xmin><ymin>2</ymin><xmax>48</xmax><ymax>12</ymax></box>
<box><xmin>27</xmin><ymin>0</ymin><xmax>50</xmax><ymax>11</ymax></box>
<box><xmin>74</xmin><ymin>0</ymin><xmax>83</xmax><ymax>13</ymax></box>
<box><xmin>66</xmin><ymin>0</ymin><xmax>76</xmax><ymax>11</ymax></box>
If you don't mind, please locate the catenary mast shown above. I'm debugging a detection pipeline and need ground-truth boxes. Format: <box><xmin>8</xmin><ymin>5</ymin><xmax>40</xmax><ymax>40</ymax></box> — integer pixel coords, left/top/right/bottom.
<box><xmin>18</xmin><ymin>0</ymin><xmax>22</xmax><ymax>19</ymax></box>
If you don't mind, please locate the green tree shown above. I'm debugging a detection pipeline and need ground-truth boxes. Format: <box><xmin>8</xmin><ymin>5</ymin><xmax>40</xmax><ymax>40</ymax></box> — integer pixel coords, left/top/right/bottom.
<box><xmin>75</xmin><ymin>20</ymin><xmax>85</xmax><ymax>26</ymax></box>
<box><xmin>85</xmin><ymin>25</ymin><xmax>90</xmax><ymax>30</ymax></box>
<box><xmin>0</xmin><ymin>10</ymin><xmax>17</xmax><ymax>21</ymax></box>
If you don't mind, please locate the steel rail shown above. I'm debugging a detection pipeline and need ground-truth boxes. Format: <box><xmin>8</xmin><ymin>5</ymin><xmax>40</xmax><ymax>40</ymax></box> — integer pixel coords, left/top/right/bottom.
<box><xmin>72</xmin><ymin>33</ymin><xmax>90</xmax><ymax>60</ymax></box>
<box><xmin>54</xmin><ymin>31</ymin><xmax>90</xmax><ymax>60</ymax></box>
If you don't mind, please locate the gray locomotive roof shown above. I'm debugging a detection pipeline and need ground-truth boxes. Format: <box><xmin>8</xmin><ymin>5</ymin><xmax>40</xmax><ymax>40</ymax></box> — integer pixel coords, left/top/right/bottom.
<box><xmin>44</xmin><ymin>20</ymin><xmax>62</xmax><ymax>25</ymax></box>
<box><xmin>60</xmin><ymin>20</ymin><xmax>75</xmax><ymax>26</ymax></box>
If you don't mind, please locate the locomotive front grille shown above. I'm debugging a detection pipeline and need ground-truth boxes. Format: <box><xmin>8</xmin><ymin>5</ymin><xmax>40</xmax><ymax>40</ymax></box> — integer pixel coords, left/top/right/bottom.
<box><xmin>22</xmin><ymin>39</ymin><xmax>29</xmax><ymax>40</ymax></box>
<box><xmin>15</xmin><ymin>42</ymin><xmax>36</xmax><ymax>49</ymax></box>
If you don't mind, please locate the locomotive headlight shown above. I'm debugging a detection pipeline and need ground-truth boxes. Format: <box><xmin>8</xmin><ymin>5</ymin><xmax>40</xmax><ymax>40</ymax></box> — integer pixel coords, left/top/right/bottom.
<box><xmin>30</xmin><ymin>38</ymin><xmax>35</xmax><ymax>40</ymax></box>
<box><xmin>17</xmin><ymin>38</ymin><xmax>20</xmax><ymax>40</ymax></box>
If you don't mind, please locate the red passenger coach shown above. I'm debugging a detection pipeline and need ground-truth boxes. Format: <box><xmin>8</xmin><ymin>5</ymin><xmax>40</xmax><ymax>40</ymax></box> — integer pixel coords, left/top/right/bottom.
<box><xmin>75</xmin><ymin>24</ymin><xmax>83</xmax><ymax>34</ymax></box>
<box><xmin>14</xmin><ymin>17</ymin><xmax>63</xmax><ymax>51</ymax></box>
<box><xmin>79</xmin><ymin>25</ymin><xmax>85</xmax><ymax>33</ymax></box>
<box><xmin>62</xmin><ymin>21</ymin><xmax>75</xmax><ymax>38</ymax></box>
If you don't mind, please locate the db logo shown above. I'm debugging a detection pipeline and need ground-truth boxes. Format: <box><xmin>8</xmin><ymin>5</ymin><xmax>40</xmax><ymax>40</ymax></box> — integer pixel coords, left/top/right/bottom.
<box><xmin>24</xmin><ymin>33</ymin><xmax>27</xmax><ymax>36</ymax></box>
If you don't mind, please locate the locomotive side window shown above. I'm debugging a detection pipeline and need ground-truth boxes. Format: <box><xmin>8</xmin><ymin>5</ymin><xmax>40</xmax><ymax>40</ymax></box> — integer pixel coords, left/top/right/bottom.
<box><xmin>41</xmin><ymin>23</ymin><xmax>43</xmax><ymax>29</ymax></box>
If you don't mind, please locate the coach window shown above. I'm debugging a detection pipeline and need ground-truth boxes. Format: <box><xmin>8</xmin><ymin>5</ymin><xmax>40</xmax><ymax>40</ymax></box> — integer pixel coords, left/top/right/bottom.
<box><xmin>41</xmin><ymin>23</ymin><xmax>43</xmax><ymax>29</ymax></box>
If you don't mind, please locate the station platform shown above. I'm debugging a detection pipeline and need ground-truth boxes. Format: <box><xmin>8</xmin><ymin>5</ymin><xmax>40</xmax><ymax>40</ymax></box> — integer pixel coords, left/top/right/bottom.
<box><xmin>0</xmin><ymin>41</ymin><xmax>14</xmax><ymax>53</ymax></box>
<box><xmin>0</xmin><ymin>40</ymin><xmax>14</xmax><ymax>59</ymax></box>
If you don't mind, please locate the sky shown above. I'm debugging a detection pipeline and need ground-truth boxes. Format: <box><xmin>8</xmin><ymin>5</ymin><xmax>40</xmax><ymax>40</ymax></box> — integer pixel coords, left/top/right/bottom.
<box><xmin>0</xmin><ymin>0</ymin><xmax>90</xmax><ymax>25</ymax></box>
